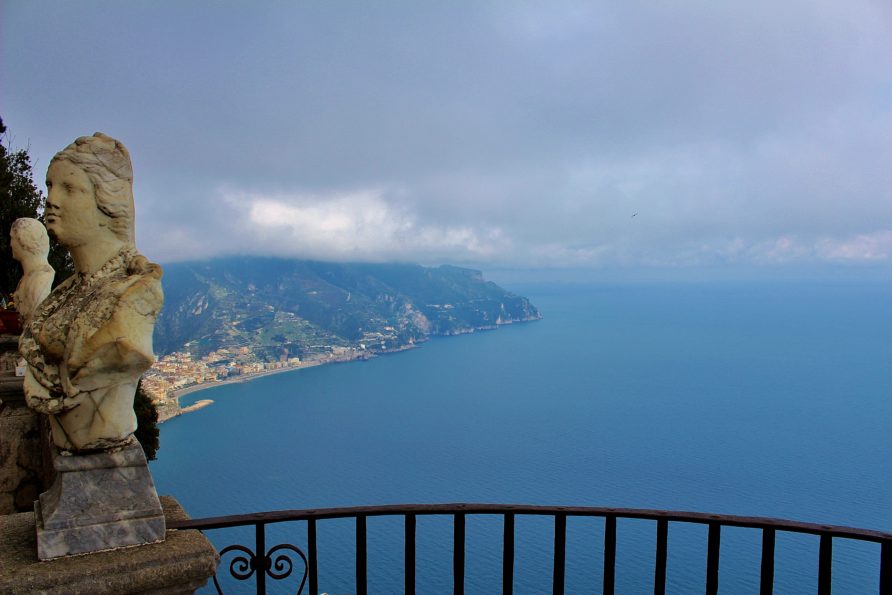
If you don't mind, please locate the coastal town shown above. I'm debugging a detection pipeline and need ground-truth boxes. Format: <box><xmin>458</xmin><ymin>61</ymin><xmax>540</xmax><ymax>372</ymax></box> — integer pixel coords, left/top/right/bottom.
<box><xmin>134</xmin><ymin>257</ymin><xmax>540</xmax><ymax>426</ymax></box>
<box><xmin>141</xmin><ymin>344</ymin><xmax>372</xmax><ymax>422</ymax></box>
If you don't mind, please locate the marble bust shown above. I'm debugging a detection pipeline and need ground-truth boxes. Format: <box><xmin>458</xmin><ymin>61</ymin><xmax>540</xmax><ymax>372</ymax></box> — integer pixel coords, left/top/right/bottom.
<box><xmin>19</xmin><ymin>132</ymin><xmax>163</xmax><ymax>453</ymax></box>
<box><xmin>10</xmin><ymin>218</ymin><xmax>55</xmax><ymax>325</ymax></box>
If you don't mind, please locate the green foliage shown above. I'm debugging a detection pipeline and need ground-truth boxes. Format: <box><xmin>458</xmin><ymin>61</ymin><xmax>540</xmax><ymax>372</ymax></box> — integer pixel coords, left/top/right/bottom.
<box><xmin>45</xmin><ymin>232</ymin><xmax>74</xmax><ymax>288</ymax></box>
<box><xmin>134</xmin><ymin>378</ymin><xmax>160</xmax><ymax>461</ymax></box>
<box><xmin>0</xmin><ymin>116</ymin><xmax>73</xmax><ymax>298</ymax></box>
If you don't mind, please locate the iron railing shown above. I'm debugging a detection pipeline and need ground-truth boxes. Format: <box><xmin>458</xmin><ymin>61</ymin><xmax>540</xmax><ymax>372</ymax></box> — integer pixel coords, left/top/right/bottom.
<box><xmin>168</xmin><ymin>503</ymin><xmax>892</xmax><ymax>594</ymax></box>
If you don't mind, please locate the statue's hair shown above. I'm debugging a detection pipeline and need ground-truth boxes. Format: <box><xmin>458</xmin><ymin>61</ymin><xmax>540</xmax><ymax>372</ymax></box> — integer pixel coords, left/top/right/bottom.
<box><xmin>50</xmin><ymin>132</ymin><xmax>135</xmax><ymax>244</ymax></box>
<box><xmin>11</xmin><ymin>218</ymin><xmax>50</xmax><ymax>259</ymax></box>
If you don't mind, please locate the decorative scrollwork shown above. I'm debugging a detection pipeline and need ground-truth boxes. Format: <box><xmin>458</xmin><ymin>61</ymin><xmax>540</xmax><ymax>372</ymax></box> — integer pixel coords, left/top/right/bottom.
<box><xmin>220</xmin><ymin>544</ymin><xmax>257</xmax><ymax>580</ymax></box>
<box><xmin>267</xmin><ymin>543</ymin><xmax>309</xmax><ymax>593</ymax></box>
<box><xmin>211</xmin><ymin>540</ymin><xmax>309</xmax><ymax>594</ymax></box>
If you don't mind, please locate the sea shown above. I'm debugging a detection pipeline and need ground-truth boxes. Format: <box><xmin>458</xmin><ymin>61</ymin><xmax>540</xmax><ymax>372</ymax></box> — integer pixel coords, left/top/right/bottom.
<box><xmin>149</xmin><ymin>280</ymin><xmax>892</xmax><ymax>594</ymax></box>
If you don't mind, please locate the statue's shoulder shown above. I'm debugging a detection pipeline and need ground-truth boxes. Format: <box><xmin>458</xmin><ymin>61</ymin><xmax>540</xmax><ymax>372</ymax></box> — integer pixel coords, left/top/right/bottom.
<box><xmin>125</xmin><ymin>253</ymin><xmax>162</xmax><ymax>280</ymax></box>
<box><xmin>118</xmin><ymin>252</ymin><xmax>164</xmax><ymax>314</ymax></box>
<box><xmin>74</xmin><ymin>252</ymin><xmax>163</xmax><ymax>321</ymax></box>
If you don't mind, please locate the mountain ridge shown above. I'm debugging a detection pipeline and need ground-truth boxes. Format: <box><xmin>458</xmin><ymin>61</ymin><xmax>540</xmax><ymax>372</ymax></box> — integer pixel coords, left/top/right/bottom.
<box><xmin>154</xmin><ymin>257</ymin><xmax>541</xmax><ymax>359</ymax></box>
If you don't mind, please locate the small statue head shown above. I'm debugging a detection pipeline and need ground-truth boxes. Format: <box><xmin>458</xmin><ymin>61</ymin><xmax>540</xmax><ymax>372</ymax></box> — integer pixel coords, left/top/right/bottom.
<box><xmin>10</xmin><ymin>217</ymin><xmax>50</xmax><ymax>264</ymax></box>
<box><xmin>45</xmin><ymin>132</ymin><xmax>135</xmax><ymax>248</ymax></box>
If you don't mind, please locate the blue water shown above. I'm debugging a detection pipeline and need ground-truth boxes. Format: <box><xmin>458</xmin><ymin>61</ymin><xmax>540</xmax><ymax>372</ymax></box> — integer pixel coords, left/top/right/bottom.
<box><xmin>150</xmin><ymin>281</ymin><xmax>892</xmax><ymax>594</ymax></box>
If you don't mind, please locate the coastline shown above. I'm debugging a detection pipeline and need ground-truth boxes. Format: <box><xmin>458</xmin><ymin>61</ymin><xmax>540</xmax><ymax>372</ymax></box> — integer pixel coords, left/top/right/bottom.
<box><xmin>158</xmin><ymin>351</ymin><xmax>375</xmax><ymax>423</ymax></box>
<box><xmin>170</xmin><ymin>360</ymin><xmax>326</xmax><ymax>401</ymax></box>
<box><xmin>157</xmin><ymin>315</ymin><xmax>541</xmax><ymax>423</ymax></box>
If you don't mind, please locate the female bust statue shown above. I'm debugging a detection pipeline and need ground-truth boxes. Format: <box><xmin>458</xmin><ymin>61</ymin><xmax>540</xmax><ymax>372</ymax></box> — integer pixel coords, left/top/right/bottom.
<box><xmin>10</xmin><ymin>217</ymin><xmax>55</xmax><ymax>325</ymax></box>
<box><xmin>19</xmin><ymin>133</ymin><xmax>163</xmax><ymax>453</ymax></box>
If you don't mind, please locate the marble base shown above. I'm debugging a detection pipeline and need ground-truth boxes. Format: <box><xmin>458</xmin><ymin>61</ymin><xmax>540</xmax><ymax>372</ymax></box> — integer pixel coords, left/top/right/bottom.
<box><xmin>35</xmin><ymin>441</ymin><xmax>166</xmax><ymax>560</ymax></box>
<box><xmin>1</xmin><ymin>496</ymin><xmax>219</xmax><ymax>594</ymax></box>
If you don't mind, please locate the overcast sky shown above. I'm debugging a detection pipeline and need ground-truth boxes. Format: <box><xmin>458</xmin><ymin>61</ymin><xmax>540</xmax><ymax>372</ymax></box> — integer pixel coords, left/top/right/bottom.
<box><xmin>2</xmin><ymin>2</ymin><xmax>891</xmax><ymax>276</ymax></box>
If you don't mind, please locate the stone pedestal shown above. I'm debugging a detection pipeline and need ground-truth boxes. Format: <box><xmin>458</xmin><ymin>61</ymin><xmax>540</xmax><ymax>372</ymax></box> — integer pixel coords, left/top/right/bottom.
<box><xmin>1</xmin><ymin>335</ymin><xmax>52</xmax><ymax>516</ymax></box>
<box><xmin>1</xmin><ymin>373</ymin><xmax>45</xmax><ymax>515</ymax></box>
<box><xmin>1</xmin><ymin>496</ymin><xmax>219</xmax><ymax>594</ymax></box>
<box><xmin>35</xmin><ymin>441</ymin><xmax>166</xmax><ymax>560</ymax></box>
<box><xmin>0</xmin><ymin>333</ymin><xmax>20</xmax><ymax>372</ymax></box>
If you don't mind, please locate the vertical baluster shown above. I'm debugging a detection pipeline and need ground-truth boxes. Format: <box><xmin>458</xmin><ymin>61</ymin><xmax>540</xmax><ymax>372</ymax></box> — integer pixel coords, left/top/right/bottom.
<box><xmin>818</xmin><ymin>534</ymin><xmax>832</xmax><ymax>595</ymax></box>
<box><xmin>454</xmin><ymin>513</ymin><xmax>466</xmax><ymax>595</ymax></box>
<box><xmin>503</xmin><ymin>513</ymin><xmax>515</xmax><ymax>595</ymax></box>
<box><xmin>405</xmin><ymin>514</ymin><xmax>416</xmax><ymax>595</ymax></box>
<box><xmin>706</xmin><ymin>522</ymin><xmax>720</xmax><ymax>595</ymax></box>
<box><xmin>308</xmin><ymin>519</ymin><xmax>318</xmax><ymax>595</ymax></box>
<box><xmin>654</xmin><ymin>519</ymin><xmax>668</xmax><ymax>595</ymax></box>
<box><xmin>759</xmin><ymin>528</ymin><xmax>775</xmax><ymax>595</ymax></box>
<box><xmin>603</xmin><ymin>516</ymin><xmax>616</xmax><ymax>595</ymax></box>
<box><xmin>553</xmin><ymin>513</ymin><xmax>567</xmax><ymax>595</ymax></box>
<box><xmin>880</xmin><ymin>540</ymin><xmax>891</xmax><ymax>595</ymax></box>
<box><xmin>356</xmin><ymin>515</ymin><xmax>367</xmax><ymax>595</ymax></box>
<box><xmin>256</xmin><ymin>523</ymin><xmax>266</xmax><ymax>595</ymax></box>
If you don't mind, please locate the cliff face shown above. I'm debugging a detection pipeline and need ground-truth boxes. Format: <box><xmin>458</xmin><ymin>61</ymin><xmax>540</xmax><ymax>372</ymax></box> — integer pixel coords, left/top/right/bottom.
<box><xmin>154</xmin><ymin>258</ymin><xmax>540</xmax><ymax>357</ymax></box>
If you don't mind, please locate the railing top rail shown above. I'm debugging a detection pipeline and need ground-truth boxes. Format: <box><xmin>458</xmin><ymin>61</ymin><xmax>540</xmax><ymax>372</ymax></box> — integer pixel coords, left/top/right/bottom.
<box><xmin>168</xmin><ymin>503</ymin><xmax>892</xmax><ymax>543</ymax></box>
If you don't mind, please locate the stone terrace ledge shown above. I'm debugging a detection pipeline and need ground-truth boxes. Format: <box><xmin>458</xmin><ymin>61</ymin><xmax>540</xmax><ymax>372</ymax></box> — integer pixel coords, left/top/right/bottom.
<box><xmin>0</xmin><ymin>496</ymin><xmax>219</xmax><ymax>594</ymax></box>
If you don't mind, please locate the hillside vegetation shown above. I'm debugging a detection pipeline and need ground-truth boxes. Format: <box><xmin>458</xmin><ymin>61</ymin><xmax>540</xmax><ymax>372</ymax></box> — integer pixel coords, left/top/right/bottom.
<box><xmin>154</xmin><ymin>257</ymin><xmax>541</xmax><ymax>358</ymax></box>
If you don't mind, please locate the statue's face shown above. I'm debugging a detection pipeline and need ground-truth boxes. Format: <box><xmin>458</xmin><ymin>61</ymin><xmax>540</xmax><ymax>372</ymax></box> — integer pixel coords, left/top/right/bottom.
<box><xmin>45</xmin><ymin>160</ymin><xmax>106</xmax><ymax>248</ymax></box>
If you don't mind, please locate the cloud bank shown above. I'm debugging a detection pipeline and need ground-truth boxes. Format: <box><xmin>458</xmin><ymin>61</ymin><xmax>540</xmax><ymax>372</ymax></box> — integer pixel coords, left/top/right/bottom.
<box><xmin>3</xmin><ymin>1</ymin><xmax>891</xmax><ymax>271</ymax></box>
